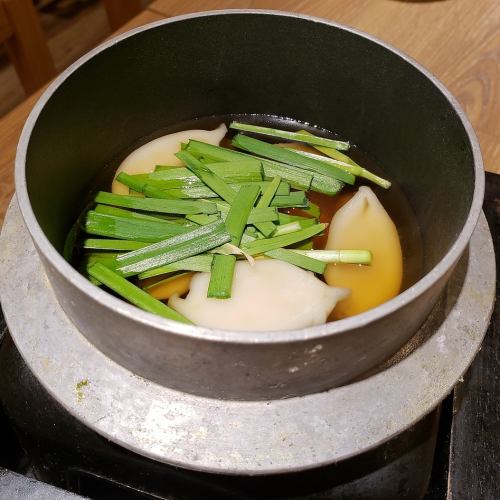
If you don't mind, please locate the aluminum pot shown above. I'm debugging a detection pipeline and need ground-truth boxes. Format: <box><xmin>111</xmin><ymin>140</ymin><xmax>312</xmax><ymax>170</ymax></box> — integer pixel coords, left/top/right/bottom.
<box><xmin>14</xmin><ymin>11</ymin><xmax>483</xmax><ymax>400</ymax></box>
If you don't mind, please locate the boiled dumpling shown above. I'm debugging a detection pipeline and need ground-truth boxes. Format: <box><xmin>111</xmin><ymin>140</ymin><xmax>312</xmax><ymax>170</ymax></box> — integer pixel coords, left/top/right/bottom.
<box><xmin>169</xmin><ymin>259</ymin><xmax>349</xmax><ymax>331</ymax></box>
<box><xmin>112</xmin><ymin>123</ymin><xmax>227</xmax><ymax>194</ymax></box>
<box><xmin>324</xmin><ymin>186</ymin><xmax>402</xmax><ymax>319</ymax></box>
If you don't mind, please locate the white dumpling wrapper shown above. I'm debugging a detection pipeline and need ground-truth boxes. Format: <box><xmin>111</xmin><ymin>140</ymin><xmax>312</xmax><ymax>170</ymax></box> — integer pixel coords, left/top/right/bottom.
<box><xmin>169</xmin><ymin>260</ymin><xmax>350</xmax><ymax>331</ymax></box>
<box><xmin>112</xmin><ymin>123</ymin><xmax>227</xmax><ymax>194</ymax></box>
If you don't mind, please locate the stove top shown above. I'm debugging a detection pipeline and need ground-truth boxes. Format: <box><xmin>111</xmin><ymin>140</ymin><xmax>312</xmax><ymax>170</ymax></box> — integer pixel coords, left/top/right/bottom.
<box><xmin>0</xmin><ymin>172</ymin><xmax>498</xmax><ymax>499</ymax></box>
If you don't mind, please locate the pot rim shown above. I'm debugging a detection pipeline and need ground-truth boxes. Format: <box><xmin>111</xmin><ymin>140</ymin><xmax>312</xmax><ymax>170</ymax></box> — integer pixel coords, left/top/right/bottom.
<box><xmin>14</xmin><ymin>9</ymin><xmax>485</xmax><ymax>345</ymax></box>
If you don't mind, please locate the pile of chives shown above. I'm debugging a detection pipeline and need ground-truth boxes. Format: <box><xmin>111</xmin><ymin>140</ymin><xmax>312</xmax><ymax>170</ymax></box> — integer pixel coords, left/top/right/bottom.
<box><xmin>75</xmin><ymin>122</ymin><xmax>387</xmax><ymax>322</ymax></box>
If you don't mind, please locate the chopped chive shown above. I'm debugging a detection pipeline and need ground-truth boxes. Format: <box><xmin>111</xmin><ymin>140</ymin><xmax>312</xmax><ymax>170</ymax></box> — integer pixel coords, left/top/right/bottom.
<box><xmin>293</xmin><ymin>148</ymin><xmax>392</xmax><ymax>190</ymax></box>
<box><xmin>229</xmin><ymin>122</ymin><xmax>350</xmax><ymax>151</ymax></box>
<box><xmin>292</xmin><ymin>249</ymin><xmax>373</xmax><ymax>265</ymax></box>
<box><xmin>270</xmin><ymin>191</ymin><xmax>309</xmax><ymax>208</ymax></box>
<box><xmin>242</xmin><ymin>223</ymin><xmax>326</xmax><ymax>256</ymax></box>
<box><xmin>272</xmin><ymin>218</ymin><xmax>317</xmax><ymax>237</ymax></box>
<box><xmin>82</xmin><ymin>252</ymin><xmax>119</xmax><ymax>279</ymax></box>
<box><xmin>116</xmin><ymin>172</ymin><xmax>177</xmax><ymax>199</ymax></box>
<box><xmin>147</xmin><ymin>181</ymin><xmax>289</xmax><ymax>200</ymax></box>
<box><xmin>88</xmin><ymin>263</ymin><xmax>191</xmax><ymax>323</ymax></box>
<box><xmin>258</xmin><ymin>176</ymin><xmax>282</xmax><ymax>207</ymax></box>
<box><xmin>94</xmin><ymin>204</ymin><xmax>170</xmax><ymax>222</ymax></box>
<box><xmin>84</xmin><ymin>211</ymin><xmax>190</xmax><ymax>242</ymax></box>
<box><xmin>309</xmin><ymin>173</ymin><xmax>345</xmax><ymax>196</ymax></box>
<box><xmin>296</xmin><ymin>129</ymin><xmax>391</xmax><ymax>189</ymax></box>
<box><xmin>225</xmin><ymin>184</ymin><xmax>261</xmax><ymax>246</ymax></box>
<box><xmin>138</xmin><ymin>254</ymin><xmax>214</xmax><ymax>279</ymax></box>
<box><xmin>84</xmin><ymin>252</ymin><xmax>119</xmax><ymax>265</ymax></box>
<box><xmin>152</xmin><ymin>160</ymin><xmax>263</xmax><ymax>184</ymax></box>
<box><xmin>261</xmin><ymin>161</ymin><xmax>313</xmax><ymax>192</ymax></box>
<box><xmin>278</xmin><ymin>212</ymin><xmax>316</xmax><ymax>224</ymax></box>
<box><xmin>298</xmin><ymin>200</ymin><xmax>321</xmax><ymax>219</ymax></box>
<box><xmin>185</xmin><ymin>140</ymin><xmax>313</xmax><ymax>191</ymax></box>
<box><xmin>185</xmin><ymin>213</ymin><xmax>220</xmax><ymax>225</ymax></box>
<box><xmin>215</xmin><ymin>204</ymin><xmax>278</xmax><ymax>224</ymax></box>
<box><xmin>207</xmin><ymin>254</ymin><xmax>236</xmax><ymax>299</ymax></box>
<box><xmin>204</xmin><ymin>160</ymin><xmax>263</xmax><ymax>180</ymax></box>
<box><xmin>253</xmin><ymin>175</ymin><xmax>282</xmax><ymax>237</ymax></box>
<box><xmin>95</xmin><ymin>191</ymin><xmax>218</xmax><ymax>215</ymax></box>
<box><xmin>82</xmin><ymin>252</ymin><xmax>119</xmax><ymax>284</ymax></box>
<box><xmin>116</xmin><ymin>220</ymin><xmax>231</xmax><ymax>275</ymax></box>
<box><xmin>153</xmin><ymin>185</ymin><xmax>220</xmax><ymax>199</ymax></box>
<box><xmin>265</xmin><ymin>248</ymin><xmax>326</xmax><ymax>274</ymax></box>
<box><xmin>207</xmin><ymin>184</ymin><xmax>260</xmax><ymax>298</ymax></box>
<box><xmin>83</xmin><ymin>239</ymin><xmax>149</xmax><ymax>251</ymax></box>
<box><xmin>247</xmin><ymin>207</ymin><xmax>279</xmax><ymax>223</ymax></box>
<box><xmin>176</xmin><ymin>151</ymin><xmax>237</xmax><ymax>203</ymax></box>
<box><xmin>115</xmin><ymin>172</ymin><xmax>146</xmax><ymax>193</ymax></box>
<box><xmin>291</xmin><ymin>239</ymin><xmax>315</xmax><ymax>250</ymax></box>
<box><xmin>232</xmin><ymin>134</ymin><xmax>355</xmax><ymax>185</ymax></box>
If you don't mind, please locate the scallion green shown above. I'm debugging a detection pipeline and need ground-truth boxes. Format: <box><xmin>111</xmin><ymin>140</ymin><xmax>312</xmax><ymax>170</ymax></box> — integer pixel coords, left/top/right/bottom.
<box><xmin>229</xmin><ymin>122</ymin><xmax>350</xmax><ymax>151</ymax></box>
<box><xmin>95</xmin><ymin>191</ymin><xmax>218</xmax><ymax>215</ymax></box>
<box><xmin>116</xmin><ymin>220</ymin><xmax>231</xmax><ymax>275</ymax></box>
<box><xmin>88</xmin><ymin>263</ymin><xmax>191</xmax><ymax>323</ymax></box>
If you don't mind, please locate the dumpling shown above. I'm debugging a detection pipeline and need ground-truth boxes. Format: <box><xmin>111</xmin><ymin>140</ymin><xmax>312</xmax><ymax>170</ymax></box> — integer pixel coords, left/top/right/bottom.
<box><xmin>112</xmin><ymin>123</ymin><xmax>227</xmax><ymax>194</ymax></box>
<box><xmin>169</xmin><ymin>259</ymin><xmax>349</xmax><ymax>331</ymax></box>
<box><xmin>324</xmin><ymin>186</ymin><xmax>402</xmax><ymax>319</ymax></box>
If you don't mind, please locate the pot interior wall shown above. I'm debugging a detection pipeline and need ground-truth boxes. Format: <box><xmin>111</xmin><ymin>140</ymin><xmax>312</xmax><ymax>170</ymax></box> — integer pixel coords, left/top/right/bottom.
<box><xmin>25</xmin><ymin>13</ymin><xmax>474</xmax><ymax>274</ymax></box>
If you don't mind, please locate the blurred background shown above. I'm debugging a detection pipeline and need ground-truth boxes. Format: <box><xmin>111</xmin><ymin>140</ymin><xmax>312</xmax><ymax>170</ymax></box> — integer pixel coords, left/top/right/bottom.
<box><xmin>0</xmin><ymin>0</ymin><xmax>151</xmax><ymax>117</ymax></box>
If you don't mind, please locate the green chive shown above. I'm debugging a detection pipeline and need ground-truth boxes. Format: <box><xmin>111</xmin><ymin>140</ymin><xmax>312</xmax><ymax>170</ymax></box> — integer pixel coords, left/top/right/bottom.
<box><xmin>83</xmin><ymin>239</ymin><xmax>149</xmax><ymax>251</ymax></box>
<box><xmin>294</xmin><ymin>148</ymin><xmax>391</xmax><ymax>190</ymax></box>
<box><xmin>225</xmin><ymin>184</ymin><xmax>261</xmax><ymax>245</ymax></box>
<box><xmin>207</xmin><ymin>184</ymin><xmax>260</xmax><ymax>298</ymax></box>
<box><xmin>292</xmin><ymin>249</ymin><xmax>373</xmax><ymax>265</ymax></box>
<box><xmin>231</xmin><ymin>134</ymin><xmax>355</xmax><ymax>185</ymax></box>
<box><xmin>215</xmin><ymin>203</ymin><xmax>278</xmax><ymax>224</ymax></box>
<box><xmin>296</xmin><ymin>129</ymin><xmax>391</xmax><ymax>189</ymax></box>
<box><xmin>95</xmin><ymin>191</ymin><xmax>218</xmax><ymax>215</ymax></box>
<box><xmin>242</xmin><ymin>223</ymin><xmax>326</xmax><ymax>256</ymax></box>
<box><xmin>185</xmin><ymin>140</ymin><xmax>313</xmax><ymax>191</ymax></box>
<box><xmin>116</xmin><ymin>172</ymin><xmax>177</xmax><ymax>199</ymax></box>
<box><xmin>299</xmin><ymin>200</ymin><xmax>321</xmax><ymax>218</ymax></box>
<box><xmin>82</xmin><ymin>253</ymin><xmax>120</xmax><ymax>283</ymax></box>
<box><xmin>116</xmin><ymin>220</ymin><xmax>231</xmax><ymax>275</ymax></box>
<box><xmin>94</xmin><ymin>204</ymin><xmax>169</xmax><ymax>222</ymax></box>
<box><xmin>272</xmin><ymin>218</ymin><xmax>317</xmax><ymax>237</ymax></box>
<box><xmin>278</xmin><ymin>213</ymin><xmax>316</xmax><ymax>224</ymax></box>
<box><xmin>147</xmin><ymin>181</ymin><xmax>289</xmax><ymax>200</ymax></box>
<box><xmin>84</xmin><ymin>211</ymin><xmax>190</xmax><ymax>242</ymax></box>
<box><xmin>270</xmin><ymin>191</ymin><xmax>309</xmax><ymax>208</ymax></box>
<box><xmin>229</xmin><ymin>122</ymin><xmax>350</xmax><ymax>151</ymax></box>
<box><xmin>138</xmin><ymin>254</ymin><xmax>214</xmax><ymax>279</ymax></box>
<box><xmin>253</xmin><ymin>176</ymin><xmax>281</xmax><ymax>237</ymax></box>
<box><xmin>88</xmin><ymin>263</ymin><xmax>191</xmax><ymax>324</ymax></box>
<box><xmin>207</xmin><ymin>254</ymin><xmax>236</xmax><ymax>299</ymax></box>
<box><xmin>265</xmin><ymin>248</ymin><xmax>326</xmax><ymax>274</ymax></box>
<box><xmin>185</xmin><ymin>214</ymin><xmax>220</xmax><ymax>225</ymax></box>
<box><xmin>176</xmin><ymin>151</ymin><xmax>237</xmax><ymax>203</ymax></box>
<box><xmin>152</xmin><ymin>160</ymin><xmax>263</xmax><ymax>184</ymax></box>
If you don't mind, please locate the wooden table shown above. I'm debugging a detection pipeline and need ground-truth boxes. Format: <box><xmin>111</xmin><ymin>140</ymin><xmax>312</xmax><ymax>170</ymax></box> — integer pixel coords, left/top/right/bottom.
<box><xmin>0</xmin><ymin>0</ymin><xmax>498</xmax><ymax>226</ymax></box>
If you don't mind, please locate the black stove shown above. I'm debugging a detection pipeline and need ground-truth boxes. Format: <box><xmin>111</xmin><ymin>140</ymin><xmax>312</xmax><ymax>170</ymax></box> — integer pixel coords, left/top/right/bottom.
<box><xmin>0</xmin><ymin>172</ymin><xmax>498</xmax><ymax>500</ymax></box>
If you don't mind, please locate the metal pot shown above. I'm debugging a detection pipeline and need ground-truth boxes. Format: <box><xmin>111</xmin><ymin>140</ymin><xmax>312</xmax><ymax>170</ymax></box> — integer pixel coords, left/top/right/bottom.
<box><xmin>14</xmin><ymin>11</ymin><xmax>484</xmax><ymax>400</ymax></box>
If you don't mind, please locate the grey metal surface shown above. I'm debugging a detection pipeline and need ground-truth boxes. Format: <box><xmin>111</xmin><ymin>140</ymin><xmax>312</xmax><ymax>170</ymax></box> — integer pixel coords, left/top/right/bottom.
<box><xmin>0</xmin><ymin>468</ymin><xmax>86</xmax><ymax>499</ymax></box>
<box><xmin>0</xmin><ymin>198</ymin><xmax>494</xmax><ymax>475</ymax></box>
<box><xmin>13</xmin><ymin>11</ymin><xmax>485</xmax><ymax>400</ymax></box>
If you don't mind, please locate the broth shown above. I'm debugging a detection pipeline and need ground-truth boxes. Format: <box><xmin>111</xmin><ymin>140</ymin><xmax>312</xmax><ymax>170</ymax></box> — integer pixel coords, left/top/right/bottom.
<box><xmin>69</xmin><ymin>114</ymin><xmax>423</xmax><ymax>324</ymax></box>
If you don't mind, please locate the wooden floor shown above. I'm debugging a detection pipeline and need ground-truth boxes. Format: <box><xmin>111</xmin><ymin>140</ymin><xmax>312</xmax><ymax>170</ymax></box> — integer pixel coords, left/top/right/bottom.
<box><xmin>0</xmin><ymin>0</ymin><xmax>111</xmax><ymax>117</ymax></box>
